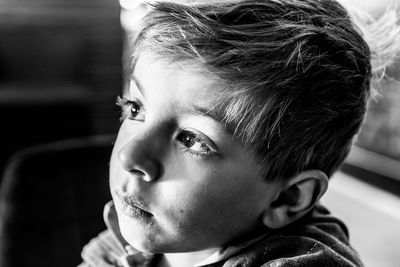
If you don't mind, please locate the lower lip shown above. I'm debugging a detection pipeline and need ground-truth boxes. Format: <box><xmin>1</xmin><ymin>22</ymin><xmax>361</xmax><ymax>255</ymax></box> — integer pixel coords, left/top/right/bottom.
<box><xmin>117</xmin><ymin>197</ymin><xmax>153</xmax><ymax>223</ymax></box>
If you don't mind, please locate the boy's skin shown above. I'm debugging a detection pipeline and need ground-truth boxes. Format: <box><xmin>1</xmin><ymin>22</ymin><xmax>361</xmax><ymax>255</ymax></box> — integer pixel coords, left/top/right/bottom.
<box><xmin>81</xmin><ymin>53</ymin><xmax>328</xmax><ymax>267</ymax></box>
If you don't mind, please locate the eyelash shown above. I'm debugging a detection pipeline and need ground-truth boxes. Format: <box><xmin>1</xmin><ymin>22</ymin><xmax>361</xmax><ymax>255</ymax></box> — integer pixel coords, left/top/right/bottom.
<box><xmin>116</xmin><ymin>96</ymin><xmax>144</xmax><ymax>122</ymax></box>
<box><xmin>176</xmin><ymin>129</ymin><xmax>217</xmax><ymax>159</ymax></box>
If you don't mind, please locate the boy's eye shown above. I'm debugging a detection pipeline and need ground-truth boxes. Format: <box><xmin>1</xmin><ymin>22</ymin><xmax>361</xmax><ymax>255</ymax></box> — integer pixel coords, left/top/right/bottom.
<box><xmin>116</xmin><ymin>96</ymin><xmax>145</xmax><ymax>122</ymax></box>
<box><xmin>129</xmin><ymin>101</ymin><xmax>143</xmax><ymax>119</ymax></box>
<box><xmin>176</xmin><ymin>129</ymin><xmax>217</xmax><ymax>157</ymax></box>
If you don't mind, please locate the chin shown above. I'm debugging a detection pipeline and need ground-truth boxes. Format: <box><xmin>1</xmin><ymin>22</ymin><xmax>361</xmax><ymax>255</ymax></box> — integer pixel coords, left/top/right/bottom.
<box><xmin>116</xmin><ymin>211</ymin><xmax>212</xmax><ymax>254</ymax></box>
<box><xmin>119</xmin><ymin>221</ymin><xmax>197</xmax><ymax>254</ymax></box>
<box><xmin>117</xmin><ymin>213</ymin><xmax>163</xmax><ymax>253</ymax></box>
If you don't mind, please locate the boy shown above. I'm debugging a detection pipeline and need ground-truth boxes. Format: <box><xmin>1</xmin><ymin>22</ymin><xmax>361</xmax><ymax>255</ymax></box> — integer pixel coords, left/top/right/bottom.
<box><xmin>80</xmin><ymin>0</ymin><xmax>399</xmax><ymax>266</ymax></box>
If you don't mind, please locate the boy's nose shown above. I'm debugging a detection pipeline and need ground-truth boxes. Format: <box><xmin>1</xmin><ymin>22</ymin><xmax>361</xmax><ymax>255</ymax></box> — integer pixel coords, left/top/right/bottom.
<box><xmin>117</xmin><ymin>130</ymin><xmax>163</xmax><ymax>182</ymax></box>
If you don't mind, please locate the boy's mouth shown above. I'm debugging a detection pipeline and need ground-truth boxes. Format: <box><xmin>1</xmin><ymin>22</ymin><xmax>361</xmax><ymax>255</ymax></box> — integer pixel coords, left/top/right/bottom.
<box><xmin>115</xmin><ymin>191</ymin><xmax>153</xmax><ymax>222</ymax></box>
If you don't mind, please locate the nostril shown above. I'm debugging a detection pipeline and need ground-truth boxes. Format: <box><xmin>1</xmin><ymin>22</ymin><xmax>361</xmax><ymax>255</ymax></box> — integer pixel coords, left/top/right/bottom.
<box><xmin>126</xmin><ymin>169</ymin><xmax>154</xmax><ymax>183</ymax></box>
<box><xmin>130</xmin><ymin>169</ymin><xmax>146</xmax><ymax>176</ymax></box>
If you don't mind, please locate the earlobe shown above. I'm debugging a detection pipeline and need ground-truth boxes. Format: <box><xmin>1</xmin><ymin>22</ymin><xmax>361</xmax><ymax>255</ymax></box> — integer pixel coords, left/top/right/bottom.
<box><xmin>262</xmin><ymin>170</ymin><xmax>328</xmax><ymax>229</ymax></box>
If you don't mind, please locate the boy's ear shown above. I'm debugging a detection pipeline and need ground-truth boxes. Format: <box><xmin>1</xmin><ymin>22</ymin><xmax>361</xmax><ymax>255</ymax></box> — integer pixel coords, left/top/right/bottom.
<box><xmin>262</xmin><ymin>170</ymin><xmax>328</xmax><ymax>229</ymax></box>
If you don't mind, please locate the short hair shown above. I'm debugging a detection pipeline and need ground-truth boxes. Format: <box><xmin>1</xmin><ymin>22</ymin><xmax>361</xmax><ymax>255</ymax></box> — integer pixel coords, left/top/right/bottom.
<box><xmin>131</xmin><ymin>0</ymin><xmax>399</xmax><ymax>181</ymax></box>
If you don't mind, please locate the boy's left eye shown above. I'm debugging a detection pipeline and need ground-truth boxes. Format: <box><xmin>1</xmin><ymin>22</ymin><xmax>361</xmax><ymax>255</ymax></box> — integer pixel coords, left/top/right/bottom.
<box><xmin>176</xmin><ymin>129</ymin><xmax>217</xmax><ymax>157</ymax></box>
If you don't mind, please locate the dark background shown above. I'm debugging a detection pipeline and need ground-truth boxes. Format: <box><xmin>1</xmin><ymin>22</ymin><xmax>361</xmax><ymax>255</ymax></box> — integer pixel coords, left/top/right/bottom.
<box><xmin>0</xmin><ymin>0</ymin><xmax>123</xmax><ymax>175</ymax></box>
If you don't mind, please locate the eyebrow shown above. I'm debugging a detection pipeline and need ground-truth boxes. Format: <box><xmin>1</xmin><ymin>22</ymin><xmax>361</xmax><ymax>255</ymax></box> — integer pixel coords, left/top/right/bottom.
<box><xmin>193</xmin><ymin>104</ymin><xmax>235</xmax><ymax>136</ymax></box>
<box><xmin>131</xmin><ymin>71</ymin><xmax>230</xmax><ymax>132</ymax></box>
<box><xmin>192</xmin><ymin>104</ymin><xmax>225</xmax><ymax>124</ymax></box>
<box><xmin>130</xmin><ymin>73</ymin><xmax>145</xmax><ymax>97</ymax></box>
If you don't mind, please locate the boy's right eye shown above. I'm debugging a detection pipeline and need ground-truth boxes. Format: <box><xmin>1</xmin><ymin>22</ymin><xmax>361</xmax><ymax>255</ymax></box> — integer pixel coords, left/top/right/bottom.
<box><xmin>116</xmin><ymin>96</ymin><xmax>146</xmax><ymax>122</ymax></box>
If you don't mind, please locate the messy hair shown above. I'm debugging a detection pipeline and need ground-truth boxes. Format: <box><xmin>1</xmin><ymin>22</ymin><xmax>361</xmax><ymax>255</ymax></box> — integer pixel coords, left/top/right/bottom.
<box><xmin>131</xmin><ymin>0</ymin><xmax>400</xmax><ymax>181</ymax></box>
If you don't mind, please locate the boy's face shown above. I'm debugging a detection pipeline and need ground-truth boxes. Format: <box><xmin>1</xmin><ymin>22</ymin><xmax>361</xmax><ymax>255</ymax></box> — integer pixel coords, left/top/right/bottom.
<box><xmin>110</xmin><ymin>53</ymin><xmax>282</xmax><ymax>253</ymax></box>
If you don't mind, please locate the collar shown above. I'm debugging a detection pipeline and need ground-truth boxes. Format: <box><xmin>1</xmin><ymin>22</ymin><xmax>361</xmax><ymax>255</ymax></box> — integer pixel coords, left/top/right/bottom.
<box><xmin>194</xmin><ymin>234</ymin><xmax>267</xmax><ymax>266</ymax></box>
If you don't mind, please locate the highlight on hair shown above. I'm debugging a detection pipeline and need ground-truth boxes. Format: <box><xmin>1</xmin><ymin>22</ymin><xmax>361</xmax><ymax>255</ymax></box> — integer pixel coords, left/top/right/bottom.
<box><xmin>131</xmin><ymin>0</ymin><xmax>400</xmax><ymax>181</ymax></box>
<box><xmin>346</xmin><ymin>6</ymin><xmax>400</xmax><ymax>97</ymax></box>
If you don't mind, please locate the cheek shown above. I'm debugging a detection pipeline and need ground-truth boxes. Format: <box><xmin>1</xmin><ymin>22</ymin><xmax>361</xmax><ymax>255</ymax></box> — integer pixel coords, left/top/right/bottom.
<box><xmin>159</xmin><ymin>165</ymin><xmax>266</xmax><ymax>243</ymax></box>
<box><xmin>109</xmin><ymin>139</ymin><xmax>121</xmax><ymax>188</ymax></box>
<box><xmin>155</xmin><ymin>185</ymin><xmax>225</xmax><ymax>248</ymax></box>
<box><xmin>109</xmin><ymin>124</ymin><xmax>131</xmax><ymax>183</ymax></box>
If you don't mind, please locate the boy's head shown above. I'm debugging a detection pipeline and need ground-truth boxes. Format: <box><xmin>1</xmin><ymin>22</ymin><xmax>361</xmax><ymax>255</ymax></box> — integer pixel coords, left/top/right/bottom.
<box><xmin>132</xmin><ymin>0</ymin><xmax>372</xmax><ymax>182</ymax></box>
<box><xmin>110</xmin><ymin>0</ymin><xmax>392</xmax><ymax>255</ymax></box>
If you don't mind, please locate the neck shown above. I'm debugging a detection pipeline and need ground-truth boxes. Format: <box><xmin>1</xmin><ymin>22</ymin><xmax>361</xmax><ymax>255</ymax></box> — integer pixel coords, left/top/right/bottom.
<box><xmin>158</xmin><ymin>248</ymin><xmax>219</xmax><ymax>267</ymax></box>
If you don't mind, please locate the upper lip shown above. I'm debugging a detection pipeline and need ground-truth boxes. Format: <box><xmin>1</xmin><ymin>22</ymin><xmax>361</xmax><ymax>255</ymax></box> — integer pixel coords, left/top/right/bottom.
<box><xmin>115</xmin><ymin>190</ymin><xmax>151</xmax><ymax>214</ymax></box>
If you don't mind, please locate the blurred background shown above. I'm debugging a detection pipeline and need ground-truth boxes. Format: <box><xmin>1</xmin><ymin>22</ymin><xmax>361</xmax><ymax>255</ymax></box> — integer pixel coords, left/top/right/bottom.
<box><xmin>0</xmin><ymin>0</ymin><xmax>399</xmax><ymax>266</ymax></box>
<box><xmin>0</xmin><ymin>0</ymin><xmax>123</xmax><ymax>174</ymax></box>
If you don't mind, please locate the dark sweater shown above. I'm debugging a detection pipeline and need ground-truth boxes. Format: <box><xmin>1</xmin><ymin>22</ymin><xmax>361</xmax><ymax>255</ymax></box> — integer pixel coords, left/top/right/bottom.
<box><xmin>201</xmin><ymin>205</ymin><xmax>363</xmax><ymax>266</ymax></box>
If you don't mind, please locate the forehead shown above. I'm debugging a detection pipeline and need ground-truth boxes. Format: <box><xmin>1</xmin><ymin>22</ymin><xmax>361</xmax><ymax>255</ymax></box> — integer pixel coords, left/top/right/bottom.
<box><xmin>132</xmin><ymin>53</ymin><xmax>248</xmax><ymax>138</ymax></box>
<box><xmin>133</xmin><ymin>53</ymin><xmax>219</xmax><ymax>86</ymax></box>
<box><xmin>133</xmin><ymin>53</ymin><xmax>227</xmax><ymax>110</ymax></box>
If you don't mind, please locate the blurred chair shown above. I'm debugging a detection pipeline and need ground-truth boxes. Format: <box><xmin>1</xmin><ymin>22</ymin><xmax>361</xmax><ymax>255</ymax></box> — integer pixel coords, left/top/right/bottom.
<box><xmin>0</xmin><ymin>135</ymin><xmax>115</xmax><ymax>267</ymax></box>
